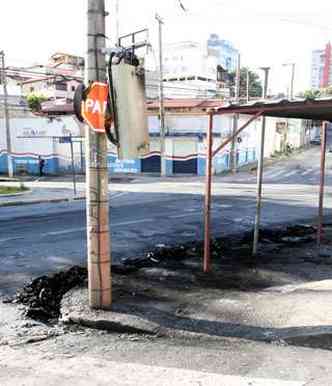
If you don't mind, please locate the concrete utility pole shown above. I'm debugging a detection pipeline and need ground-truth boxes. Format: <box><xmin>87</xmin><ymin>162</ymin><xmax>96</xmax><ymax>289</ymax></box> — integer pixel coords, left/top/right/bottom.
<box><xmin>86</xmin><ymin>0</ymin><xmax>111</xmax><ymax>309</ymax></box>
<box><xmin>246</xmin><ymin>68</ymin><xmax>250</xmax><ymax>103</ymax></box>
<box><xmin>155</xmin><ymin>13</ymin><xmax>167</xmax><ymax>177</ymax></box>
<box><xmin>230</xmin><ymin>53</ymin><xmax>241</xmax><ymax>173</ymax></box>
<box><xmin>252</xmin><ymin>66</ymin><xmax>270</xmax><ymax>256</ymax></box>
<box><xmin>115</xmin><ymin>0</ymin><xmax>119</xmax><ymax>45</ymax></box>
<box><xmin>0</xmin><ymin>50</ymin><xmax>14</xmax><ymax>178</ymax></box>
<box><xmin>283</xmin><ymin>63</ymin><xmax>295</xmax><ymax>100</ymax></box>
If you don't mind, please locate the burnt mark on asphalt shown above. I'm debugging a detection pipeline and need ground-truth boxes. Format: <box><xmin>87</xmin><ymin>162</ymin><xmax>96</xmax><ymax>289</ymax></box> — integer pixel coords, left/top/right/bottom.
<box><xmin>10</xmin><ymin>223</ymin><xmax>319</xmax><ymax>323</ymax></box>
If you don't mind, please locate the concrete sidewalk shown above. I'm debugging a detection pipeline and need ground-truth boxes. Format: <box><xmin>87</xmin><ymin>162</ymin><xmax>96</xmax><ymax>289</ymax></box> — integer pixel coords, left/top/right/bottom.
<box><xmin>0</xmin><ymin>354</ymin><xmax>305</xmax><ymax>386</ymax></box>
<box><xmin>0</xmin><ymin>187</ymin><xmax>129</xmax><ymax>207</ymax></box>
<box><xmin>0</xmin><ymin>174</ymin><xmax>201</xmax><ymax>207</ymax></box>
<box><xmin>0</xmin><ymin>186</ymin><xmax>85</xmax><ymax>207</ymax></box>
<box><xmin>0</xmin><ymin>174</ymin><xmax>138</xmax><ymax>207</ymax></box>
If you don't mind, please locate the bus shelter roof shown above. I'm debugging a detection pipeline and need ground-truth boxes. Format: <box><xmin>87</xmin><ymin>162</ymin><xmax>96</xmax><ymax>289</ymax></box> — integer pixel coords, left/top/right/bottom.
<box><xmin>213</xmin><ymin>97</ymin><xmax>332</xmax><ymax>121</ymax></box>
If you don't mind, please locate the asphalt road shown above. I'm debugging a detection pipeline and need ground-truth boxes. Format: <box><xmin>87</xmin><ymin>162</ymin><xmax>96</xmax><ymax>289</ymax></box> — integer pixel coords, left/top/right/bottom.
<box><xmin>1</xmin><ymin>144</ymin><xmax>332</xmax><ymax>295</ymax></box>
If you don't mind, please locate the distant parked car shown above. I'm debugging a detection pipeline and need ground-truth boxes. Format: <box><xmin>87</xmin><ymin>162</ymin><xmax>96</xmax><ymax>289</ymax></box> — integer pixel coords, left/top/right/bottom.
<box><xmin>310</xmin><ymin>137</ymin><xmax>321</xmax><ymax>145</ymax></box>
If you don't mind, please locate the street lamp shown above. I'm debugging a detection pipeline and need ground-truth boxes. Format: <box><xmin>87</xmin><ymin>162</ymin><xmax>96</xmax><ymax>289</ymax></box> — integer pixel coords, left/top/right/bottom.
<box><xmin>283</xmin><ymin>63</ymin><xmax>295</xmax><ymax>100</ymax></box>
<box><xmin>259</xmin><ymin>67</ymin><xmax>270</xmax><ymax>99</ymax></box>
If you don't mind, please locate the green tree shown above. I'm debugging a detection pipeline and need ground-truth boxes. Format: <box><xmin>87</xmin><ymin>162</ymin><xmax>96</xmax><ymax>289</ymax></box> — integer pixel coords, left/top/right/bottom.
<box><xmin>306</xmin><ymin>89</ymin><xmax>321</xmax><ymax>99</ymax></box>
<box><xmin>228</xmin><ymin>67</ymin><xmax>263</xmax><ymax>99</ymax></box>
<box><xmin>323</xmin><ymin>86</ymin><xmax>332</xmax><ymax>96</ymax></box>
<box><xmin>297</xmin><ymin>86</ymin><xmax>332</xmax><ymax>100</ymax></box>
<box><xmin>26</xmin><ymin>93</ymin><xmax>48</xmax><ymax>112</ymax></box>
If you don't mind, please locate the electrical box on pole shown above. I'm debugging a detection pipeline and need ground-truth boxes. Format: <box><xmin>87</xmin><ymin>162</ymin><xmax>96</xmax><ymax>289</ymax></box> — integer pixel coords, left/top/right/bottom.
<box><xmin>74</xmin><ymin>38</ymin><xmax>149</xmax><ymax>160</ymax></box>
<box><xmin>111</xmin><ymin>61</ymin><xmax>149</xmax><ymax>160</ymax></box>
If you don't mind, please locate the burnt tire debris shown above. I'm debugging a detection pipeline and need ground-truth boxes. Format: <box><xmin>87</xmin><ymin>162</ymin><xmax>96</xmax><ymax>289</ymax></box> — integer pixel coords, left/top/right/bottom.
<box><xmin>123</xmin><ymin>224</ymin><xmax>316</xmax><ymax>269</ymax></box>
<box><xmin>14</xmin><ymin>266</ymin><xmax>88</xmax><ymax>322</ymax></box>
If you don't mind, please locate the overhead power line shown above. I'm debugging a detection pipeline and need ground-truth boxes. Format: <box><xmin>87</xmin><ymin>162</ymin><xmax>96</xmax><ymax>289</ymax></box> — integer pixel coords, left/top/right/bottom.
<box><xmin>181</xmin><ymin>0</ymin><xmax>332</xmax><ymax>32</ymax></box>
<box><xmin>177</xmin><ymin>0</ymin><xmax>187</xmax><ymax>12</ymax></box>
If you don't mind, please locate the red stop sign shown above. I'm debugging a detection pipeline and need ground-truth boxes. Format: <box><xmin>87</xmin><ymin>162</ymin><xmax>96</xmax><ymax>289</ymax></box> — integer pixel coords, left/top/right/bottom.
<box><xmin>81</xmin><ymin>82</ymin><xmax>109</xmax><ymax>133</ymax></box>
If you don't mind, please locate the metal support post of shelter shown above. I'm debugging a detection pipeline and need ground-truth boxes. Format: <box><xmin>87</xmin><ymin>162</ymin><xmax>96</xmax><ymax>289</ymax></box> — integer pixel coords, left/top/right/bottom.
<box><xmin>203</xmin><ymin>111</ymin><xmax>214</xmax><ymax>273</ymax></box>
<box><xmin>252</xmin><ymin>115</ymin><xmax>266</xmax><ymax>256</ymax></box>
<box><xmin>202</xmin><ymin>97</ymin><xmax>332</xmax><ymax>270</ymax></box>
<box><xmin>212</xmin><ymin>112</ymin><xmax>263</xmax><ymax>157</ymax></box>
<box><xmin>252</xmin><ymin>66</ymin><xmax>270</xmax><ymax>257</ymax></box>
<box><xmin>317</xmin><ymin>121</ymin><xmax>328</xmax><ymax>251</ymax></box>
<box><xmin>203</xmin><ymin>111</ymin><xmax>263</xmax><ymax>272</ymax></box>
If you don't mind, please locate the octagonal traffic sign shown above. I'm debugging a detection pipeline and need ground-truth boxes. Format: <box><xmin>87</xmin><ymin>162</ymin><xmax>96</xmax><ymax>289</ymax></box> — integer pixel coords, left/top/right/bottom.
<box><xmin>81</xmin><ymin>82</ymin><xmax>109</xmax><ymax>133</ymax></box>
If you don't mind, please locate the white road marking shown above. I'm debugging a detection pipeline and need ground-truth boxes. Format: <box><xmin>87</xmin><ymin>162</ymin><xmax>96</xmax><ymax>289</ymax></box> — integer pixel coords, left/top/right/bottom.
<box><xmin>264</xmin><ymin>169</ymin><xmax>285</xmax><ymax>178</ymax></box>
<box><xmin>263</xmin><ymin>169</ymin><xmax>279</xmax><ymax>177</ymax></box>
<box><xmin>171</xmin><ymin>213</ymin><xmax>197</xmax><ymax>219</ymax></box>
<box><xmin>110</xmin><ymin>191</ymin><xmax>128</xmax><ymax>199</ymax></box>
<box><xmin>301</xmin><ymin>169</ymin><xmax>313</xmax><ymax>176</ymax></box>
<box><xmin>45</xmin><ymin>228</ymin><xmax>85</xmax><ymax>236</ymax></box>
<box><xmin>213</xmin><ymin>204</ymin><xmax>232</xmax><ymax>208</ymax></box>
<box><xmin>168</xmin><ymin>209</ymin><xmax>238</xmax><ymax>220</ymax></box>
<box><xmin>42</xmin><ymin>218</ymin><xmax>155</xmax><ymax>237</ymax></box>
<box><xmin>0</xmin><ymin>236</ymin><xmax>24</xmax><ymax>244</ymax></box>
<box><xmin>283</xmin><ymin>170</ymin><xmax>297</xmax><ymax>178</ymax></box>
<box><xmin>113</xmin><ymin>218</ymin><xmax>154</xmax><ymax>226</ymax></box>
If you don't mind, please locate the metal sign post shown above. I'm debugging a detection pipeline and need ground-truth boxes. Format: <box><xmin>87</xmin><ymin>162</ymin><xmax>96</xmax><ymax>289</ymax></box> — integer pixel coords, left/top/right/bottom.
<box><xmin>0</xmin><ymin>50</ymin><xmax>13</xmax><ymax>178</ymax></box>
<box><xmin>69</xmin><ymin>135</ymin><xmax>77</xmax><ymax>196</ymax></box>
<box><xmin>59</xmin><ymin>136</ymin><xmax>77</xmax><ymax>196</ymax></box>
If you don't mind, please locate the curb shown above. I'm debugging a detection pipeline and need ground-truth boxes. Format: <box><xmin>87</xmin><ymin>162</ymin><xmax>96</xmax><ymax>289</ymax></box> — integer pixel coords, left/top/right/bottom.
<box><xmin>0</xmin><ymin>195</ymin><xmax>86</xmax><ymax>208</ymax></box>
<box><xmin>61</xmin><ymin>288</ymin><xmax>160</xmax><ymax>335</ymax></box>
<box><xmin>0</xmin><ymin>191</ymin><xmax>125</xmax><ymax>208</ymax></box>
<box><xmin>61</xmin><ymin>287</ymin><xmax>332</xmax><ymax>347</ymax></box>
<box><xmin>282</xmin><ymin>328</ymin><xmax>332</xmax><ymax>350</ymax></box>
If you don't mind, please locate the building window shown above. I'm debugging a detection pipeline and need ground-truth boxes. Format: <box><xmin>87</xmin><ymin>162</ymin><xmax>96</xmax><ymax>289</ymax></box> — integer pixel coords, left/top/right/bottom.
<box><xmin>30</xmin><ymin>87</ymin><xmax>34</xmax><ymax>93</ymax></box>
<box><xmin>71</xmin><ymin>85</ymin><xmax>76</xmax><ymax>92</ymax></box>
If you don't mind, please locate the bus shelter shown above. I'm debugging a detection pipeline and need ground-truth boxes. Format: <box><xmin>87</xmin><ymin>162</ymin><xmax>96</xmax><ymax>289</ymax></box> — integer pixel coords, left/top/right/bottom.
<box><xmin>203</xmin><ymin>97</ymin><xmax>332</xmax><ymax>272</ymax></box>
